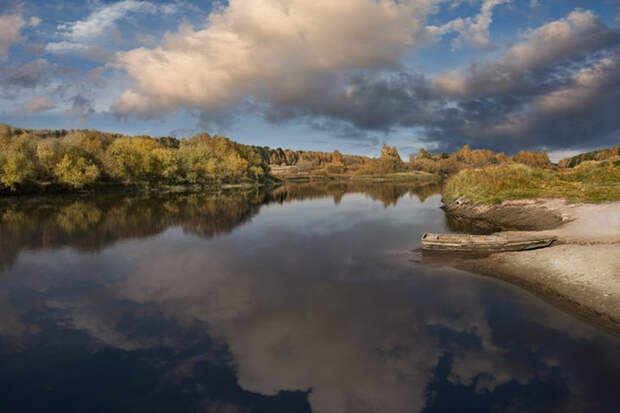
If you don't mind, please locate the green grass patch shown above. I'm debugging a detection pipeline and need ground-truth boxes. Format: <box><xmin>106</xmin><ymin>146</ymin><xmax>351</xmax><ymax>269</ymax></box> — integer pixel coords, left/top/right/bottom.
<box><xmin>279</xmin><ymin>170</ymin><xmax>440</xmax><ymax>183</ymax></box>
<box><xmin>443</xmin><ymin>161</ymin><xmax>620</xmax><ymax>204</ymax></box>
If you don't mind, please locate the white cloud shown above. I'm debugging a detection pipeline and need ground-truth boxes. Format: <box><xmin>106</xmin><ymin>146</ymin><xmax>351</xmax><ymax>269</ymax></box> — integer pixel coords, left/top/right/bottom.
<box><xmin>44</xmin><ymin>40</ymin><xmax>91</xmax><ymax>54</ymax></box>
<box><xmin>29</xmin><ymin>16</ymin><xmax>41</xmax><ymax>27</ymax></box>
<box><xmin>0</xmin><ymin>14</ymin><xmax>25</xmax><ymax>62</ymax></box>
<box><xmin>45</xmin><ymin>0</ymin><xmax>174</xmax><ymax>54</ymax></box>
<box><xmin>112</xmin><ymin>0</ymin><xmax>443</xmax><ymax>117</ymax></box>
<box><xmin>505</xmin><ymin>10</ymin><xmax>611</xmax><ymax>69</ymax></box>
<box><xmin>428</xmin><ymin>0</ymin><xmax>511</xmax><ymax>50</ymax></box>
<box><xmin>433</xmin><ymin>10</ymin><xmax>619</xmax><ymax>96</ymax></box>
<box><xmin>60</xmin><ymin>1</ymin><xmax>157</xmax><ymax>42</ymax></box>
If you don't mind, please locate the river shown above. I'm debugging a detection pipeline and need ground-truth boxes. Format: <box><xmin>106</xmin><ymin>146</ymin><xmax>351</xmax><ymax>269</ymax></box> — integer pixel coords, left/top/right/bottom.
<box><xmin>0</xmin><ymin>182</ymin><xmax>619</xmax><ymax>412</ymax></box>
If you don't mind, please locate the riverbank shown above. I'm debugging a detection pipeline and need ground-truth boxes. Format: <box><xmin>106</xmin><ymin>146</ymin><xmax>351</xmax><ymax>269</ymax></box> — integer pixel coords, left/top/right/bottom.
<box><xmin>433</xmin><ymin>199</ymin><xmax>620</xmax><ymax>333</ymax></box>
<box><xmin>271</xmin><ymin>169</ymin><xmax>441</xmax><ymax>183</ymax></box>
<box><xmin>0</xmin><ymin>179</ymin><xmax>282</xmax><ymax>197</ymax></box>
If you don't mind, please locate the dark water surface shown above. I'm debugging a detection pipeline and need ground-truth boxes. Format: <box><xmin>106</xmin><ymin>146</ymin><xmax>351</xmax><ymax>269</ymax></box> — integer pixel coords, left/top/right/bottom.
<box><xmin>1</xmin><ymin>183</ymin><xmax>619</xmax><ymax>413</ymax></box>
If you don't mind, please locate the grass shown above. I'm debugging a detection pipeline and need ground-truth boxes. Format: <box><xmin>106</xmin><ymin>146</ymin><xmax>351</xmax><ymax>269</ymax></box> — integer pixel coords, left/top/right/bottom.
<box><xmin>443</xmin><ymin>160</ymin><xmax>620</xmax><ymax>204</ymax></box>
<box><xmin>274</xmin><ymin>170</ymin><xmax>441</xmax><ymax>183</ymax></box>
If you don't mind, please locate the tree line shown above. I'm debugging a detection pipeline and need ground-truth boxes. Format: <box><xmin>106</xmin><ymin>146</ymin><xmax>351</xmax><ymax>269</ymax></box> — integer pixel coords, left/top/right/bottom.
<box><xmin>266</xmin><ymin>142</ymin><xmax>555</xmax><ymax>178</ymax></box>
<box><xmin>0</xmin><ymin>122</ymin><xmax>565</xmax><ymax>192</ymax></box>
<box><xmin>0</xmin><ymin>124</ymin><xmax>271</xmax><ymax>191</ymax></box>
<box><xmin>408</xmin><ymin>144</ymin><xmax>554</xmax><ymax>176</ymax></box>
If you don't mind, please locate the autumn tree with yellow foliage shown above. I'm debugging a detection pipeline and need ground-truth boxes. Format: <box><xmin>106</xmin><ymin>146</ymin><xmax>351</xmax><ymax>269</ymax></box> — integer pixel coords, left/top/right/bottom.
<box><xmin>0</xmin><ymin>125</ymin><xmax>271</xmax><ymax>192</ymax></box>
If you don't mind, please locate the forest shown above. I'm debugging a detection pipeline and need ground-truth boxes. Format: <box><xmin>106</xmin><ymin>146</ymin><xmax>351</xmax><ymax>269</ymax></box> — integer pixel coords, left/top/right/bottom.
<box><xmin>0</xmin><ymin>123</ymin><xmax>564</xmax><ymax>193</ymax></box>
<box><xmin>0</xmin><ymin>124</ymin><xmax>271</xmax><ymax>192</ymax></box>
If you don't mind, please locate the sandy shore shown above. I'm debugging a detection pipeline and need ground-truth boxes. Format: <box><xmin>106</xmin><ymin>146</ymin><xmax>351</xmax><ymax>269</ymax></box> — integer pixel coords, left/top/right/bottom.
<box><xmin>434</xmin><ymin>199</ymin><xmax>620</xmax><ymax>333</ymax></box>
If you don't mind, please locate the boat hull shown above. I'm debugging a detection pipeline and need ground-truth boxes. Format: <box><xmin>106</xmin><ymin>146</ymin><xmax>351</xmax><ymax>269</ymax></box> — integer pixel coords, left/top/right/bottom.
<box><xmin>421</xmin><ymin>233</ymin><xmax>556</xmax><ymax>252</ymax></box>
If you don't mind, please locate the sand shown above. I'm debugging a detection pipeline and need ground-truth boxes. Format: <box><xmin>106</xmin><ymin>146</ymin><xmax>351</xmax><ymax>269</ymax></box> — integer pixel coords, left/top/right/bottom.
<box><xmin>436</xmin><ymin>199</ymin><xmax>620</xmax><ymax>333</ymax></box>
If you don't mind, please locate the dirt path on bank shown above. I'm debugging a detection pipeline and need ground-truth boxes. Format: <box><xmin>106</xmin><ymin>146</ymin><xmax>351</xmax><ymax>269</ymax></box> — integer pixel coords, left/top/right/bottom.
<box><xmin>436</xmin><ymin>199</ymin><xmax>620</xmax><ymax>333</ymax></box>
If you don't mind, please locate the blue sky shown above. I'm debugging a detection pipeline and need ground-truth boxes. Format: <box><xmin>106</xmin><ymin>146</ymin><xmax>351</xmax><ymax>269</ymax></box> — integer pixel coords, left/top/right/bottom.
<box><xmin>1</xmin><ymin>0</ymin><xmax>619</xmax><ymax>160</ymax></box>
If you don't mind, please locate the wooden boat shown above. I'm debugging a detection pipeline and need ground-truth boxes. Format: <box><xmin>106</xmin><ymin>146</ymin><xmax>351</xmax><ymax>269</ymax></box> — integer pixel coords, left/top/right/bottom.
<box><xmin>421</xmin><ymin>233</ymin><xmax>556</xmax><ymax>252</ymax></box>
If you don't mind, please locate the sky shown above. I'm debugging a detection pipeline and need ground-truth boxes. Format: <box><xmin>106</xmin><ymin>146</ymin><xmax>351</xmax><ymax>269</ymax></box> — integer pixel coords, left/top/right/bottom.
<box><xmin>1</xmin><ymin>0</ymin><xmax>619</xmax><ymax>160</ymax></box>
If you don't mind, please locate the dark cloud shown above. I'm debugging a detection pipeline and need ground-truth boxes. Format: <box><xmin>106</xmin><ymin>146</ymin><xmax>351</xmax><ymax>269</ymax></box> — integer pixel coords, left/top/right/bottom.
<box><xmin>286</xmin><ymin>52</ymin><xmax>620</xmax><ymax>154</ymax></box>
<box><xmin>70</xmin><ymin>93</ymin><xmax>95</xmax><ymax>120</ymax></box>
<box><xmin>305</xmin><ymin>118</ymin><xmax>381</xmax><ymax>147</ymax></box>
<box><xmin>251</xmin><ymin>11</ymin><xmax>620</xmax><ymax>153</ymax></box>
<box><xmin>0</xmin><ymin>58</ymin><xmax>51</xmax><ymax>96</ymax></box>
<box><xmin>261</xmin><ymin>71</ymin><xmax>437</xmax><ymax>132</ymax></box>
<box><xmin>0</xmin><ymin>56</ymin><xmax>107</xmax><ymax>122</ymax></box>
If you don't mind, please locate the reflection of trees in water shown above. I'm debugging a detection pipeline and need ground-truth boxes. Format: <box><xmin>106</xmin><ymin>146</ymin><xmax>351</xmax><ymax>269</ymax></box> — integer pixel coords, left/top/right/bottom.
<box><xmin>0</xmin><ymin>182</ymin><xmax>441</xmax><ymax>271</ymax></box>
<box><xmin>269</xmin><ymin>182</ymin><xmax>441</xmax><ymax>207</ymax></box>
<box><xmin>0</xmin><ymin>190</ymin><xmax>268</xmax><ymax>271</ymax></box>
<box><xmin>178</xmin><ymin>191</ymin><xmax>268</xmax><ymax>238</ymax></box>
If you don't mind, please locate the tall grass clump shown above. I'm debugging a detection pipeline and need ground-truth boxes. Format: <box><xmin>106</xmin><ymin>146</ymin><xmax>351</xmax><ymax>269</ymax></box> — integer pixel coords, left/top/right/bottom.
<box><xmin>443</xmin><ymin>161</ymin><xmax>620</xmax><ymax>204</ymax></box>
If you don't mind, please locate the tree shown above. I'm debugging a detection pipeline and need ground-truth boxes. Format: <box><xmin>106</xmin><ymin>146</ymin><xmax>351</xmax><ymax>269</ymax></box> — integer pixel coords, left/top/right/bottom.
<box><xmin>151</xmin><ymin>148</ymin><xmax>179</xmax><ymax>182</ymax></box>
<box><xmin>0</xmin><ymin>135</ymin><xmax>38</xmax><ymax>189</ymax></box>
<box><xmin>54</xmin><ymin>153</ymin><xmax>100</xmax><ymax>188</ymax></box>
<box><xmin>36</xmin><ymin>139</ymin><xmax>62</xmax><ymax>180</ymax></box>
<box><xmin>104</xmin><ymin>137</ymin><xmax>165</xmax><ymax>183</ymax></box>
<box><xmin>379</xmin><ymin>145</ymin><xmax>404</xmax><ymax>173</ymax></box>
<box><xmin>179</xmin><ymin>140</ymin><xmax>218</xmax><ymax>183</ymax></box>
<box><xmin>0</xmin><ymin>152</ymin><xmax>36</xmax><ymax>189</ymax></box>
<box><xmin>416</xmin><ymin>147</ymin><xmax>434</xmax><ymax>160</ymax></box>
<box><xmin>220</xmin><ymin>152</ymin><xmax>249</xmax><ymax>180</ymax></box>
<box><xmin>332</xmin><ymin>150</ymin><xmax>344</xmax><ymax>165</ymax></box>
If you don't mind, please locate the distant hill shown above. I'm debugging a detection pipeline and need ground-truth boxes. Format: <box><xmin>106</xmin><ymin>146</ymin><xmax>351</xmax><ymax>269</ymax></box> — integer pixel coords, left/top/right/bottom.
<box><xmin>559</xmin><ymin>145</ymin><xmax>620</xmax><ymax>168</ymax></box>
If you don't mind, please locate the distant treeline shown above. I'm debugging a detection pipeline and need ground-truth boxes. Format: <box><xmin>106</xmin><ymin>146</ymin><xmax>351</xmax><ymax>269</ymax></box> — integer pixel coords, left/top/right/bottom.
<box><xmin>266</xmin><ymin>143</ymin><xmax>555</xmax><ymax>177</ymax></box>
<box><xmin>408</xmin><ymin>145</ymin><xmax>554</xmax><ymax>175</ymax></box>
<box><xmin>266</xmin><ymin>145</ymin><xmax>407</xmax><ymax>176</ymax></box>
<box><xmin>1</xmin><ymin>123</ymin><xmax>604</xmax><ymax>193</ymax></box>
<box><xmin>0</xmin><ymin>124</ymin><xmax>416</xmax><ymax>192</ymax></box>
